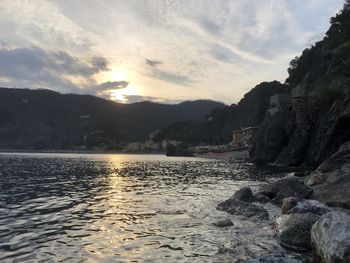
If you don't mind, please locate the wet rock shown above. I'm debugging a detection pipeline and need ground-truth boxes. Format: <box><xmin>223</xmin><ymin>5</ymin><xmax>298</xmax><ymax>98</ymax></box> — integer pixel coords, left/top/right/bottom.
<box><xmin>281</xmin><ymin>197</ymin><xmax>332</xmax><ymax>215</ymax></box>
<box><xmin>217</xmin><ymin>187</ymin><xmax>254</xmax><ymax>211</ymax></box>
<box><xmin>233</xmin><ymin>187</ymin><xmax>254</xmax><ymax>202</ymax></box>
<box><xmin>236</xmin><ymin>254</ymin><xmax>303</xmax><ymax>263</ymax></box>
<box><xmin>212</xmin><ymin>218</ymin><xmax>233</xmax><ymax>227</ymax></box>
<box><xmin>311</xmin><ymin>212</ymin><xmax>350</xmax><ymax>263</ymax></box>
<box><xmin>276</xmin><ymin>213</ymin><xmax>320</xmax><ymax>252</ymax></box>
<box><xmin>257</xmin><ymin>176</ymin><xmax>312</xmax><ymax>206</ymax></box>
<box><xmin>254</xmin><ymin>193</ymin><xmax>270</xmax><ymax>203</ymax></box>
<box><xmin>311</xmin><ymin>164</ymin><xmax>350</xmax><ymax>209</ymax></box>
<box><xmin>316</xmin><ymin>141</ymin><xmax>350</xmax><ymax>173</ymax></box>
<box><xmin>217</xmin><ymin>199</ymin><xmax>268</xmax><ymax>220</ymax></box>
<box><xmin>305</xmin><ymin>172</ymin><xmax>327</xmax><ymax>186</ymax></box>
<box><xmin>294</xmin><ymin>171</ymin><xmax>306</xmax><ymax>177</ymax></box>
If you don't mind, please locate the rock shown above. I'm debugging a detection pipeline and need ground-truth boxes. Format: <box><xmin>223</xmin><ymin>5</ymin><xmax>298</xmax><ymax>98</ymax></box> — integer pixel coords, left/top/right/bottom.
<box><xmin>254</xmin><ymin>193</ymin><xmax>271</xmax><ymax>203</ymax></box>
<box><xmin>217</xmin><ymin>187</ymin><xmax>254</xmax><ymax>211</ymax></box>
<box><xmin>217</xmin><ymin>199</ymin><xmax>269</xmax><ymax>220</ymax></box>
<box><xmin>281</xmin><ymin>197</ymin><xmax>300</xmax><ymax>214</ymax></box>
<box><xmin>311</xmin><ymin>212</ymin><xmax>350</xmax><ymax>263</ymax></box>
<box><xmin>212</xmin><ymin>218</ymin><xmax>233</xmax><ymax>227</ymax></box>
<box><xmin>275</xmin><ymin>213</ymin><xmax>320</xmax><ymax>252</ymax></box>
<box><xmin>236</xmin><ymin>254</ymin><xmax>303</xmax><ymax>263</ymax></box>
<box><xmin>294</xmin><ymin>171</ymin><xmax>306</xmax><ymax>177</ymax></box>
<box><xmin>316</xmin><ymin>141</ymin><xmax>350</xmax><ymax>173</ymax></box>
<box><xmin>305</xmin><ymin>172</ymin><xmax>327</xmax><ymax>186</ymax></box>
<box><xmin>311</xmin><ymin>161</ymin><xmax>350</xmax><ymax>209</ymax></box>
<box><xmin>281</xmin><ymin>197</ymin><xmax>332</xmax><ymax>215</ymax></box>
<box><xmin>257</xmin><ymin>176</ymin><xmax>312</xmax><ymax>205</ymax></box>
<box><xmin>233</xmin><ymin>187</ymin><xmax>254</xmax><ymax>202</ymax></box>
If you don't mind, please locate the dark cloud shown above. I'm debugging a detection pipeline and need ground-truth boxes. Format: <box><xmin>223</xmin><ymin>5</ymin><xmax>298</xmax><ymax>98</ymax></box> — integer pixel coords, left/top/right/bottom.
<box><xmin>210</xmin><ymin>44</ymin><xmax>241</xmax><ymax>63</ymax></box>
<box><xmin>95</xmin><ymin>81</ymin><xmax>129</xmax><ymax>91</ymax></box>
<box><xmin>0</xmin><ymin>46</ymin><xmax>113</xmax><ymax>94</ymax></box>
<box><xmin>199</xmin><ymin>18</ymin><xmax>221</xmax><ymax>35</ymax></box>
<box><xmin>150</xmin><ymin>69</ymin><xmax>194</xmax><ymax>86</ymax></box>
<box><xmin>145</xmin><ymin>58</ymin><xmax>163</xmax><ymax>67</ymax></box>
<box><xmin>124</xmin><ymin>94</ymin><xmax>183</xmax><ymax>104</ymax></box>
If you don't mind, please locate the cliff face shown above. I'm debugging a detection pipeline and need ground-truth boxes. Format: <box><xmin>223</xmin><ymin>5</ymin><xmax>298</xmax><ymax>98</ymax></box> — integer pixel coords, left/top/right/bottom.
<box><xmin>253</xmin><ymin>5</ymin><xmax>350</xmax><ymax>167</ymax></box>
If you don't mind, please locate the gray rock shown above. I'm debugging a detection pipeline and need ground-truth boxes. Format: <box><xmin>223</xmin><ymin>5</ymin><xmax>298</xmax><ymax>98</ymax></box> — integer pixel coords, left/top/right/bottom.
<box><xmin>212</xmin><ymin>218</ymin><xmax>233</xmax><ymax>227</ymax></box>
<box><xmin>281</xmin><ymin>197</ymin><xmax>332</xmax><ymax>215</ymax></box>
<box><xmin>311</xmin><ymin>212</ymin><xmax>350</xmax><ymax>263</ymax></box>
<box><xmin>276</xmin><ymin>213</ymin><xmax>320</xmax><ymax>252</ymax></box>
<box><xmin>257</xmin><ymin>176</ymin><xmax>312</xmax><ymax>206</ymax></box>
<box><xmin>254</xmin><ymin>193</ymin><xmax>271</xmax><ymax>203</ymax></box>
<box><xmin>236</xmin><ymin>254</ymin><xmax>303</xmax><ymax>263</ymax></box>
<box><xmin>311</xmin><ymin>162</ymin><xmax>350</xmax><ymax>209</ymax></box>
<box><xmin>233</xmin><ymin>187</ymin><xmax>254</xmax><ymax>202</ymax></box>
<box><xmin>217</xmin><ymin>199</ymin><xmax>269</xmax><ymax>220</ymax></box>
<box><xmin>217</xmin><ymin>187</ymin><xmax>254</xmax><ymax>211</ymax></box>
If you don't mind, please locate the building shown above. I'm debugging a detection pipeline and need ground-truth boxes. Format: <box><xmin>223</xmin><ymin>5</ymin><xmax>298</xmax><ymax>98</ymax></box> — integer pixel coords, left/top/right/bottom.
<box><xmin>241</xmin><ymin>127</ymin><xmax>258</xmax><ymax>147</ymax></box>
<box><xmin>269</xmin><ymin>93</ymin><xmax>291</xmax><ymax>115</ymax></box>
<box><xmin>232</xmin><ymin>130</ymin><xmax>243</xmax><ymax>146</ymax></box>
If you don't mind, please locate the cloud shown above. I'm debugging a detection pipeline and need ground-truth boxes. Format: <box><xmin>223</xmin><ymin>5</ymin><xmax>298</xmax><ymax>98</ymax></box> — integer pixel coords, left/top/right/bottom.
<box><xmin>199</xmin><ymin>18</ymin><xmax>222</xmax><ymax>35</ymax></box>
<box><xmin>209</xmin><ymin>44</ymin><xmax>241</xmax><ymax>63</ymax></box>
<box><xmin>95</xmin><ymin>81</ymin><xmax>129</xmax><ymax>91</ymax></box>
<box><xmin>145</xmin><ymin>58</ymin><xmax>163</xmax><ymax>67</ymax></box>
<box><xmin>0</xmin><ymin>46</ymin><xmax>113</xmax><ymax>94</ymax></box>
<box><xmin>149</xmin><ymin>69</ymin><xmax>195</xmax><ymax>86</ymax></box>
<box><xmin>123</xmin><ymin>95</ymin><xmax>183</xmax><ymax>104</ymax></box>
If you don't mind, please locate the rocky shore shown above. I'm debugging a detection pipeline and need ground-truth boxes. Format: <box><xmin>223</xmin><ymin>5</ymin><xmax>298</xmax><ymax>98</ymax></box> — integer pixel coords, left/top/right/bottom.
<box><xmin>215</xmin><ymin>141</ymin><xmax>350</xmax><ymax>263</ymax></box>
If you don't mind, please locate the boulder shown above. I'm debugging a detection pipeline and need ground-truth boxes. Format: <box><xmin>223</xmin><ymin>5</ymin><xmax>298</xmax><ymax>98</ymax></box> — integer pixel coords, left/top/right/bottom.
<box><xmin>233</xmin><ymin>187</ymin><xmax>254</xmax><ymax>202</ymax></box>
<box><xmin>254</xmin><ymin>193</ymin><xmax>270</xmax><ymax>203</ymax></box>
<box><xmin>217</xmin><ymin>187</ymin><xmax>254</xmax><ymax>210</ymax></box>
<box><xmin>257</xmin><ymin>176</ymin><xmax>312</xmax><ymax>206</ymax></box>
<box><xmin>311</xmin><ymin>212</ymin><xmax>350</xmax><ymax>263</ymax></box>
<box><xmin>281</xmin><ymin>197</ymin><xmax>332</xmax><ymax>215</ymax></box>
<box><xmin>212</xmin><ymin>218</ymin><xmax>233</xmax><ymax>227</ymax></box>
<box><xmin>217</xmin><ymin>199</ymin><xmax>268</xmax><ymax>220</ymax></box>
<box><xmin>275</xmin><ymin>213</ymin><xmax>320</xmax><ymax>252</ymax></box>
<box><xmin>311</xmin><ymin>163</ymin><xmax>350</xmax><ymax>209</ymax></box>
<box><xmin>316</xmin><ymin>141</ymin><xmax>350</xmax><ymax>173</ymax></box>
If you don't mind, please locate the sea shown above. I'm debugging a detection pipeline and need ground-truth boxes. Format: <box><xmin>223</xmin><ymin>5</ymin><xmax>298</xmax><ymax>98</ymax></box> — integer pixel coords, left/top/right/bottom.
<box><xmin>0</xmin><ymin>153</ymin><xmax>304</xmax><ymax>262</ymax></box>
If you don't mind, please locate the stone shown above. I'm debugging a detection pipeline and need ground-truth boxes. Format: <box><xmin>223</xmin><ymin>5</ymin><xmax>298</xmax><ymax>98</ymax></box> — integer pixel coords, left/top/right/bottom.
<box><xmin>217</xmin><ymin>187</ymin><xmax>254</xmax><ymax>211</ymax></box>
<box><xmin>217</xmin><ymin>199</ymin><xmax>269</xmax><ymax>220</ymax></box>
<box><xmin>232</xmin><ymin>187</ymin><xmax>254</xmax><ymax>202</ymax></box>
<box><xmin>316</xmin><ymin>141</ymin><xmax>350</xmax><ymax>173</ymax></box>
<box><xmin>275</xmin><ymin>213</ymin><xmax>320</xmax><ymax>252</ymax></box>
<box><xmin>281</xmin><ymin>197</ymin><xmax>300</xmax><ymax>214</ymax></box>
<box><xmin>311</xmin><ymin>162</ymin><xmax>350</xmax><ymax>209</ymax></box>
<box><xmin>212</xmin><ymin>218</ymin><xmax>234</xmax><ymax>227</ymax></box>
<box><xmin>254</xmin><ymin>193</ymin><xmax>271</xmax><ymax>203</ymax></box>
<box><xmin>236</xmin><ymin>254</ymin><xmax>303</xmax><ymax>263</ymax></box>
<box><xmin>257</xmin><ymin>176</ymin><xmax>312</xmax><ymax>205</ymax></box>
<box><xmin>281</xmin><ymin>197</ymin><xmax>332</xmax><ymax>215</ymax></box>
<box><xmin>311</xmin><ymin>212</ymin><xmax>350</xmax><ymax>263</ymax></box>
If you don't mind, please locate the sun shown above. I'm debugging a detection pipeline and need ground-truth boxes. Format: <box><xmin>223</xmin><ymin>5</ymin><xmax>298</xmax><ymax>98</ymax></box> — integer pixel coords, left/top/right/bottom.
<box><xmin>110</xmin><ymin>83</ymin><xmax>138</xmax><ymax>103</ymax></box>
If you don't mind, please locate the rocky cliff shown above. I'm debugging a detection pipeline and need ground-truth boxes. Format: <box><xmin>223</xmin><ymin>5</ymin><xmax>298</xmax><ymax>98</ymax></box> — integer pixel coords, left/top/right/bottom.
<box><xmin>253</xmin><ymin>4</ymin><xmax>350</xmax><ymax>167</ymax></box>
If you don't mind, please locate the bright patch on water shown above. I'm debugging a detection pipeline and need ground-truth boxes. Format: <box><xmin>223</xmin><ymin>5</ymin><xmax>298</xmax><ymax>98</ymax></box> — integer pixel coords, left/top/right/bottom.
<box><xmin>0</xmin><ymin>153</ymin><xmax>303</xmax><ymax>262</ymax></box>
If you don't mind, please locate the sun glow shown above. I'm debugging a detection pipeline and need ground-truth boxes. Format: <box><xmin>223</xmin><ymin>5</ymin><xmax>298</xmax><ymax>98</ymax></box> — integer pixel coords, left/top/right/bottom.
<box><xmin>96</xmin><ymin>66</ymin><xmax>140</xmax><ymax>103</ymax></box>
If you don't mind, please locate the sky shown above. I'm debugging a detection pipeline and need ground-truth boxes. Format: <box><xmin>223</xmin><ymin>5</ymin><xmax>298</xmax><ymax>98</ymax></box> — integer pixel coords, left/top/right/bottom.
<box><xmin>0</xmin><ymin>0</ymin><xmax>345</xmax><ymax>104</ymax></box>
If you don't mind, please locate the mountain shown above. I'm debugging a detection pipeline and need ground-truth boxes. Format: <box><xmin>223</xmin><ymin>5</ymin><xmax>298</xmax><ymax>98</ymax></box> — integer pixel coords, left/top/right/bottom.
<box><xmin>253</xmin><ymin>2</ymin><xmax>350</xmax><ymax>167</ymax></box>
<box><xmin>154</xmin><ymin>81</ymin><xmax>285</xmax><ymax>145</ymax></box>
<box><xmin>0</xmin><ymin>88</ymin><xmax>224</xmax><ymax>149</ymax></box>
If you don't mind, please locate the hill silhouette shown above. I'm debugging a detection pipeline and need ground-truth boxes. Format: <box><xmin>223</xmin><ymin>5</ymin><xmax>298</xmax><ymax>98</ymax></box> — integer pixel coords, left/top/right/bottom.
<box><xmin>0</xmin><ymin>88</ymin><xmax>224</xmax><ymax>149</ymax></box>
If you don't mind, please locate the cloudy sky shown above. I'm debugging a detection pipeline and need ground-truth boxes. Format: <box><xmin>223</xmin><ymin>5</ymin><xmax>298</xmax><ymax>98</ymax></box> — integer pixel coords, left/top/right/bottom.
<box><xmin>0</xmin><ymin>0</ymin><xmax>344</xmax><ymax>104</ymax></box>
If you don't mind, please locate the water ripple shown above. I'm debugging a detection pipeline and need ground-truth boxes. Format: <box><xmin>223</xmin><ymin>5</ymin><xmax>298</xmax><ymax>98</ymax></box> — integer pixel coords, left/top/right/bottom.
<box><xmin>0</xmin><ymin>153</ymin><xmax>304</xmax><ymax>262</ymax></box>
